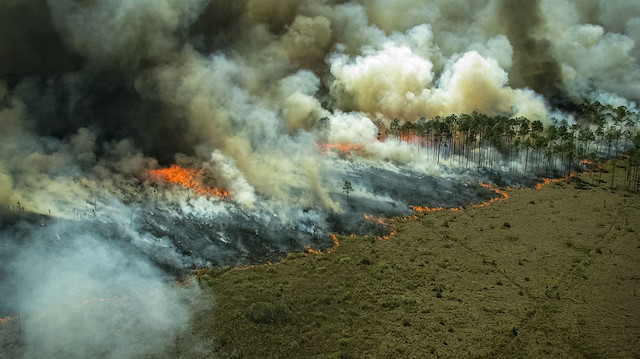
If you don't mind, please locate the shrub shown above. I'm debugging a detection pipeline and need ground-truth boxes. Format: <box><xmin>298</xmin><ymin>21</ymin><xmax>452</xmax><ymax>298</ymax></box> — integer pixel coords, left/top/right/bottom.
<box><xmin>247</xmin><ymin>302</ymin><xmax>293</xmax><ymax>325</ymax></box>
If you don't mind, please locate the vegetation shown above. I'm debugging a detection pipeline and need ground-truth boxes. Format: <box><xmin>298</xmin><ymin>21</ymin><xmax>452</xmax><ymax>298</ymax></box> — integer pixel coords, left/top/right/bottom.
<box><xmin>343</xmin><ymin>180</ymin><xmax>354</xmax><ymax>203</ymax></box>
<box><xmin>172</xmin><ymin>164</ymin><xmax>640</xmax><ymax>358</ymax></box>
<box><xmin>161</xmin><ymin>100</ymin><xmax>640</xmax><ymax>357</ymax></box>
<box><xmin>246</xmin><ymin>302</ymin><xmax>294</xmax><ymax>325</ymax></box>
<box><xmin>372</xmin><ymin>101</ymin><xmax>639</xmax><ymax>181</ymax></box>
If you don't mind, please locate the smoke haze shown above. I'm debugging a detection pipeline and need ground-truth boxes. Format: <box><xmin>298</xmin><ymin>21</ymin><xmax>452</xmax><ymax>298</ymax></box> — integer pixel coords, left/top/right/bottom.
<box><xmin>1</xmin><ymin>0</ymin><xmax>638</xmax><ymax>357</ymax></box>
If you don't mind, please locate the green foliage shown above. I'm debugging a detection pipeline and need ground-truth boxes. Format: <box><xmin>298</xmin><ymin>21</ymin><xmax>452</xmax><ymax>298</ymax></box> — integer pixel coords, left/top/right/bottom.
<box><xmin>246</xmin><ymin>302</ymin><xmax>293</xmax><ymax>325</ymax></box>
<box><xmin>367</xmin><ymin>101</ymin><xmax>638</xmax><ymax>180</ymax></box>
<box><xmin>342</xmin><ymin>180</ymin><xmax>353</xmax><ymax>196</ymax></box>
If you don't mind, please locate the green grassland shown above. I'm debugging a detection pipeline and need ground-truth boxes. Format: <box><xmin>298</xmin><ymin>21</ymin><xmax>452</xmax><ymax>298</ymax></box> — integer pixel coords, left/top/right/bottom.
<box><xmin>171</xmin><ymin>165</ymin><xmax>640</xmax><ymax>358</ymax></box>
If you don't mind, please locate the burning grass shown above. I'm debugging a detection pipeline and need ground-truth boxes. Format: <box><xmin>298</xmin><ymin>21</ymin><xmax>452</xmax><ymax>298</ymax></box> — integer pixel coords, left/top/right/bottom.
<box><xmin>413</xmin><ymin>181</ymin><xmax>509</xmax><ymax>212</ymax></box>
<box><xmin>305</xmin><ymin>233</ymin><xmax>340</xmax><ymax>254</ymax></box>
<box><xmin>317</xmin><ymin>142</ymin><xmax>367</xmax><ymax>156</ymax></box>
<box><xmin>148</xmin><ymin>165</ymin><xmax>231</xmax><ymax>198</ymax></box>
<box><xmin>535</xmin><ymin>173</ymin><xmax>575</xmax><ymax>190</ymax></box>
<box><xmin>182</xmin><ymin>164</ymin><xmax>640</xmax><ymax>358</ymax></box>
<box><xmin>3</xmin><ymin>162</ymin><xmax>639</xmax><ymax>358</ymax></box>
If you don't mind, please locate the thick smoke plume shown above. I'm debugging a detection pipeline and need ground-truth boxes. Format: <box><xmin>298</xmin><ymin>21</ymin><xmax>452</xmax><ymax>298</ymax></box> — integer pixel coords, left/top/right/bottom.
<box><xmin>1</xmin><ymin>220</ymin><xmax>192</xmax><ymax>358</ymax></box>
<box><xmin>498</xmin><ymin>0</ymin><xmax>563</xmax><ymax>98</ymax></box>
<box><xmin>1</xmin><ymin>0</ymin><xmax>638</xmax><ymax>357</ymax></box>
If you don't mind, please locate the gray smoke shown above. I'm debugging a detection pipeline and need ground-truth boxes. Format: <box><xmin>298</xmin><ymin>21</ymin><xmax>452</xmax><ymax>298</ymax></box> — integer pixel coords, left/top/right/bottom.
<box><xmin>497</xmin><ymin>0</ymin><xmax>562</xmax><ymax>98</ymax></box>
<box><xmin>1</xmin><ymin>220</ymin><xmax>193</xmax><ymax>359</ymax></box>
<box><xmin>0</xmin><ymin>0</ymin><xmax>639</xmax><ymax>357</ymax></box>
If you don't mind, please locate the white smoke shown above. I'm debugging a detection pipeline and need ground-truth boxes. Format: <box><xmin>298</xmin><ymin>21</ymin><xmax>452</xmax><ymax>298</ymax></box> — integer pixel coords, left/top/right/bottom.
<box><xmin>5</xmin><ymin>228</ymin><xmax>192</xmax><ymax>359</ymax></box>
<box><xmin>1</xmin><ymin>1</ymin><xmax>640</xmax><ymax>356</ymax></box>
<box><xmin>328</xmin><ymin>111</ymin><xmax>378</xmax><ymax>145</ymax></box>
<box><xmin>540</xmin><ymin>0</ymin><xmax>640</xmax><ymax>102</ymax></box>
<box><xmin>330</xmin><ymin>40</ymin><xmax>548</xmax><ymax>121</ymax></box>
<box><xmin>210</xmin><ymin>150</ymin><xmax>256</xmax><ymax>208</ymax></box>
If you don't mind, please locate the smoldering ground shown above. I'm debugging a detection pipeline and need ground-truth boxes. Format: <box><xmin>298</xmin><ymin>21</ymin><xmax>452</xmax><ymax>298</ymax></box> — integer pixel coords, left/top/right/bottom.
<box><xmin>1</xmin><ymin>0</ymin><xmax>639</xmax><ymax>358</ymax></box>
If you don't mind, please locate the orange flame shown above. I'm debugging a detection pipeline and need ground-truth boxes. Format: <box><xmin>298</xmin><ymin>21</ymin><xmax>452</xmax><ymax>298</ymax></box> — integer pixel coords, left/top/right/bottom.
<box><xmin>330</xmin><ymin>233</ymin><xmax>340</xmax><ymax>247</ymax></box>
<box><xmin>535</xmin><ymin>178</ymin><xmax>551</xmax><ymax>190</ymax></box>
<box><xmin>364</xmin><ymin>214</ymin><xmax>387</xmax><ymax>225</ymax></box>
<box><xmin>0</xmin><ymin>316</ymin><xmax>12</xmax><ymax>324</ymax></box>
<box><xmin>317</xmin><ymin>142</ymin><xmax>365</xmax><ymax>153</ymax></box>
<box><xmin>413</xmin><ymin>182</ymin><xmax>508</xmax><ymax>213</ymax></box>
<box><xmin>580</xmin><ymin>159</ymin><xmax>603</xmax><ymax>173</ymax></box>
<box><xmin>412</xmin><ymin>205</ymin><xmax>445</xmax><ymax>212</ymax></box>
<box><xmin>306</xmin><ymin>233</ymin><xmax>340</xmax><ymax>254</ymax></box>
<box><xmin>149</xmin><ymin>165</ymin><xmax>231</xmax><ymax>197</ymax></box>
<box><xmin>535</xmin><ymin>173</ymin><xmax>574</xmax><ymax>190</ymax></box>
<box><xmin>306</xmin><ymin>246</ymin><xmax>323</xmax><ymax>254</ymax></box>
<box><xmin>363</xmin><ymin>214</ymin><xmax>397</xmax><ymax>240</ymax></box>
<box><xmin>380</xmin><ymin>228</ymin><xmax>397</xmax><ymax>240</ymax></box>
<box><xmin>473</xmin><ymin>181</ymin><xmax>509</xmax><ymax>207</ymax></box>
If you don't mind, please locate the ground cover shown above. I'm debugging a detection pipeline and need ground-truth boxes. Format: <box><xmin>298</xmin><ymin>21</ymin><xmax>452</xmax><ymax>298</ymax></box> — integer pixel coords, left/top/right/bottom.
<box><xmin>177</xmin><ymin>164</ymin><xmax>640</xmax><ymax>358</ymax></box>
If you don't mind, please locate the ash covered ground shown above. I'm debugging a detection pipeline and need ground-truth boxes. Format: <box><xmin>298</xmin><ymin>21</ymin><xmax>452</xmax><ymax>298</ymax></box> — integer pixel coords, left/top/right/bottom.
<box><xmin>1</xmin><ymin>162</ymin><xmax>502</xmax><ymax>279</ymax></box>
<box><xmin>0</xmin><ymin>159</ymin><xmax>508</xmax><ymax>356</ymax></box>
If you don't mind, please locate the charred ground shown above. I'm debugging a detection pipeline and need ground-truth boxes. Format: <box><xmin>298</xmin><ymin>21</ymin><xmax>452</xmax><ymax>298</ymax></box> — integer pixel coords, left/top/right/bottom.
<box><xmin>177</xmin><ymin>163</ymin><xmax>640</xmax><ymax>358</ymax></box>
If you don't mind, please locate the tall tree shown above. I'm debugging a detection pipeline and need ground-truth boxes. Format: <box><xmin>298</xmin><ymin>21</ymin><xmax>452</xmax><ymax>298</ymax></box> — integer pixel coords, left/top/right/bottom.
<box><xmin>343</xmin><ymin>180</ymin><xmax>353</xmax><ymax>204</ymax></box>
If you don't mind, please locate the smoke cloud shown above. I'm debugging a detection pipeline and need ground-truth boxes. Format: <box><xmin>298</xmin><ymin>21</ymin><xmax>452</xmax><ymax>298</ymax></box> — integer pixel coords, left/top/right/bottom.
<box><xmin>1</xmin><ymin>222</ymin><xmax>192</xmax><ymax>358</ymax></box>
<box><xmin>497</xmin><ymin>0</ymin><xmax>563</xmax><ymax>98</ymax></box>
<box><xmin>1</xmin><ymin>0</ymin><xmax>638</xmax><ymax>357</ymax></box>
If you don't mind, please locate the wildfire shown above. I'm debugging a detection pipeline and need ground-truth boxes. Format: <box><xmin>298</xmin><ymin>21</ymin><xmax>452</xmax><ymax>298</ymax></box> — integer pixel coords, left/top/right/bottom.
<box><xmin>380</xmin><ymin>228</ymin><xmax>397</xmax><ymax>240</ymax></box>
<box><xmin>317</xmin><ymin>142</ymin><xmax>365</xmax><ymax>154</ymax></box>
<box><xmin>306</xmin><ymin>233</ymin><xmax>340</xmax><ymax>254</ymax></box>
<box><xmin>0</xmin><ymin>316</ymin><xmax>12</xmax><ymax>324</ymax></box>
<box><xmin>412</xmin><ymin>205</ymin><xmax>446</xmax><ymax>212</ymax></box>
<box><xmin>473</xmin><ymin>181</ymin><xmax>509</xmax><ymax>207</ymax></box>
<box><xmin>363</xmin><ymin>214</ymin><xmax>398</xmax><ymax>240</ymax></box>
<box><xmin>364</xmin><ymin>213</ymin><xmax>387</xmax><ymax>226</ymax></box>
<box><xmin>330</xmin><ymin>233</ymin><xmax>339</xmax><ymax>247</ymax></box>
<box><xmin>535</xmin><ymin>173</ymin><xmax>575</xmax><ymax>190</ymax></box>
<box><xmin>413</xmin><ymin>182</ymin><xmax>509</xmax><ymax>213</ymax></box>
<box><xmin>580</xmin><ymin>159</ymin><xmax>604</xmax><ymax>173</ymax></box>
<box><xmin>148</xmin><ymin>165</ymin><xmax>231</xmax><ymax>197</ymax></box>
<box><xmin>306</xmin><ymin>246</ymin><xmax>323</xmax><ymax>254</ymax></box>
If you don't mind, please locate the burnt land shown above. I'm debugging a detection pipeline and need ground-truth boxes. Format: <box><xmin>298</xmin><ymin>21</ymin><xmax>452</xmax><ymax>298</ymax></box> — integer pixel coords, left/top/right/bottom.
<box><xmin>180</xmin><ymin>164</ymin><xmax>640</xmax><ymax>358</ymax></box>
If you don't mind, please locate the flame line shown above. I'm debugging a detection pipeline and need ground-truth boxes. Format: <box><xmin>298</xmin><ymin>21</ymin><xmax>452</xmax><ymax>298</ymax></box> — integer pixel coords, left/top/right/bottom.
<box><xmin>535</xmin><ymin>173</ymin><xmax>575</xmax><ymax>190</ymax></box>
<box><xmin>413</xmin><ymin>181</ymin><xmax>509</xmax><ymax>213</ymax></box>
<box><xmin>148</xmin><ymin>165</ymin><xmax>231</xmax><ymax>197</ymax></box>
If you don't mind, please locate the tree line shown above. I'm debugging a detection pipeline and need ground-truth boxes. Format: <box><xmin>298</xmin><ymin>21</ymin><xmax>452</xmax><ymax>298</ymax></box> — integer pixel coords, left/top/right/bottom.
<box><xmin>368</xmin><ymin>101</ymin><xmax>639</xmax><ymax>187</ymax></box>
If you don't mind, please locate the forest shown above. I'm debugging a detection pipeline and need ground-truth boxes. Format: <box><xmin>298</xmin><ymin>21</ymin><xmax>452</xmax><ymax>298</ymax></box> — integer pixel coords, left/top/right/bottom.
<box><xmin>341</xmin><ymin>101</ymin><xmax>640</xmax><ymax>190</ymax></box>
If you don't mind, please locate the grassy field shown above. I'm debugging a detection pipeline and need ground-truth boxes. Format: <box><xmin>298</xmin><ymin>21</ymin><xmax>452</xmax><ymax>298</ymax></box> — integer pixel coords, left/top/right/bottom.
<box><xmin>174</xmin><ymin>165</ymin><xmax>640</xmax><ymax>358</ymax></box>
